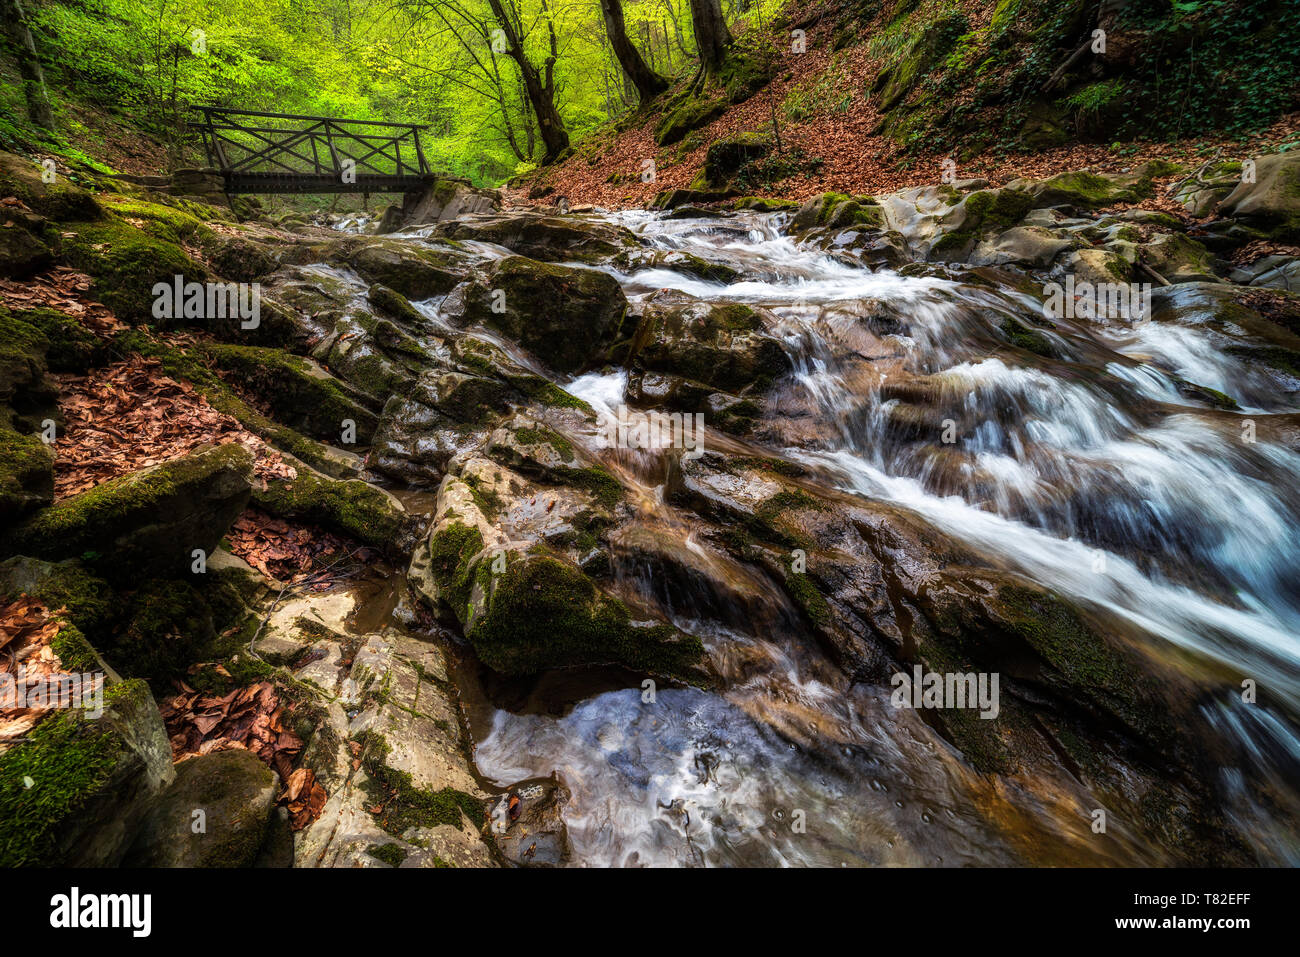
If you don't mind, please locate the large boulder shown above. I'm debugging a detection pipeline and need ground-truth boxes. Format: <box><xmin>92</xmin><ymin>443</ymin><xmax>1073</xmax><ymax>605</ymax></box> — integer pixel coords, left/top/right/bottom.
<box><xmin>1217</xmin><ymin>151</ymin><xmax>1300</xmax><ymax>242</ymax></box>
<box><xmin>125</xmin><ymin>749</ymin><xmax>277</xmax><ymax>867</ymax></box>
<box><xmin>5</xmin><ymin>443</ymin><xmax>254</xmax><ymax>579</ymax></box>
<box><xmin>0</xmin><ymin>680</ymin><xmax>175</xmax><ymax>866</ymax></box>
<box><xmin>630</xmin><ymin>297</ymin><xmax>790</xmax><ymax>394</ymax></box>
<box><xmin>377</xmin><ymin>177</ymin><xmax>500</xmax><ymax>233</ymax></box>
<box><xmin>430</xmin><ymin>213</ymin><xmax>637</xmax><ymax>263</ymax></box>
<box><xmin>409</xmin><ymin>471</ymin><xmax>703</xmax><ymax>679</ymax></box>
<box><xmin>442</xmin><ymin>256</ymin><xmax>630</xmax><ymax>374</ymax></box>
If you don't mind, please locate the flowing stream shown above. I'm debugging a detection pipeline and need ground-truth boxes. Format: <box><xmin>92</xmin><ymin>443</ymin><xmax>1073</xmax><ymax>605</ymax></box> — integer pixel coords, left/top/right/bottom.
<box><xmin>388</xmin><ymin>210</ymin><xmax>1300</xmax><ymax>866</ymax></box>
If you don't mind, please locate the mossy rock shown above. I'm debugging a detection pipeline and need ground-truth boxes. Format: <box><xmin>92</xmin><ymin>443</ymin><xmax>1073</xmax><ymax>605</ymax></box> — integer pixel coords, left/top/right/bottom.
<box><xmin>0</xmin><ymin>556</ymin><xmax>117</xmax><ymax>644</ymax></box>
<box><xmin>631</xmin><ymin>300</ymin><xmax>790</xmax><ymax>393</ymax></box>
<box><xmin>700</xmin><ymin>135</ymin><xmax>771</xmax><ymax>190</ymax></box>
<box><xmin>1010</xmin><ymin>170</ymin><xmax>1154</xmax><ymax>210</ymax></box>
<box><xmin>202</xmin><ymin>343</ymin><xmax>380</xmax><ymax>445</ymax></box>
<box><xmin>452</xmin><ymin>256</ymin><xmax>630</xmax><ymax>374</ymax></box>
<box><xmin>455</xmin><ymin>545</ymin><xmax>703</xmax><ymax>679</ymax></box>
<box><xmin>0</xmin><ymin>427</ymin><xmax>53</xmax><ymax>524</ymax></box>
<box><xmin>0</xmin><ymin>679</ymin><xmax>175</xmax><ymax>866</ymax></box>
<box><xmin>0</xmin><ymin>151</ymin><xmax>103</xmax><ymax>222</ymax></box>
<box><xmin>0</xmin><ymin>222</ymin><xmax>53</xmax><ymax>278</ymax></box>
<box><xmin>654</xmin><ymin>95</ymin><xmax>727</xmax><ymax>147</ymax></box>
<box><xmin>124</xmin><ymin>749</ymin><xmax>276</xmax><ymax>867</ymax></box>
<box><xmin>252</xmin><ymin>465</ymin><xmax>410</xmax><ymax>554</ymax></box>
<box><xmin>0</xmin><ymin>309</ymin><xmax>59</xmax><ymax>428</ymax></box>
<box><xmin>5</xmin><ymin>443</ymin><xmax>254</xmax><ymax>580</ymax></box>
<box><xmin>61</xmin><ymin>217</ymin><xmax>207</xmax><ymax>324</ymax></box>
<box><xmin>1218</xmin><ymin>152</ymin><xmax>1300</xmax><ymax>243</ymax></box>
<box><xmin>346</xmin><ymin>242</ymin><xmax>464</xmax><ymax>299</ymax></box>
<box><xmin>7</xmin><ymin>306</ymin><xmax>106</xmax><ymax>373</ymax></box>
<box><xmin>110</xmin><ymin>579</ymin><xmax>218</xmax><ymax>683</ymax></box>
<box><xmin>790</xmin><ymin>192</ymin><xmax>883</xmax><ymax>232</ymax></box>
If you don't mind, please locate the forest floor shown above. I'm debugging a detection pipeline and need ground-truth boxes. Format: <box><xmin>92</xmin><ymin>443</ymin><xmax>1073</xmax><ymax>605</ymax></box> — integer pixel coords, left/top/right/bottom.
<box><xmin>505</xmin><ymin>9</ymin><xmax>1300</xmax><ymax>211</ymax></box>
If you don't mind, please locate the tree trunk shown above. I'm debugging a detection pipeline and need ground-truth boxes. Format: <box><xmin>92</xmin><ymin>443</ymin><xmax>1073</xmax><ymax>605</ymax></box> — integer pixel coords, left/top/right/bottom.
<box><xmin>1</xmin><ymin>0</ymin><xmax>55</xmax><ymax>131</ymax></box>
<box><xmin>485</xmin><ymin>0</ymin><xmax>570</xmax><ymax>163</ymax></box>
<box><xmin>599</xmin><ymin>0</ymin><xmax>669</xmax><ymax>105</ymax></box>
<box><xmin>687</xmin><ymin>0</ymin><xmax>731</xmax><ymax>74</ymax></box>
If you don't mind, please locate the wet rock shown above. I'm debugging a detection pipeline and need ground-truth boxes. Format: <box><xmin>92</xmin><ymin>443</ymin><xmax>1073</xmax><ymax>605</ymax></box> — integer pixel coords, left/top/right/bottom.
<box><xmin>378</xmin><ymin>178</ymin><xmax>500</xmax><ymax>233</ymax></box>
<box><xmin>290</xmin><ymin>627</ymin><xmax>496</xmax><ymax>868</ymax></box>
<box><xmin>409</xmin><ymin>471</ymin><xmax>702</xmax><ymax>678</ymax></box>
<box><xmin>630</xmin><ymin>297</ymin><xmax>790</xmax><ymax>394</ymax></box>
<box><xmin>1140</xmin><ymin>232</ymin><xmax>1222</xmax><ymax>283</ymax></box>
<box><xmin>1217</xmin><ymin>151</ymin><xmax>1300</xmax><ymax>242</ymax></box>
<box><xmin>490</xmin><ymin>781</ymin><xmax>571</xmax><ymax>867</ymax></box>
<box><xmin>650</xmin><ymin>187</ymin><xmax>740</xmax><ymax>209</ymax></box>
<box><xmin>125</xmin><ymin>749</ymin><xmax>277</xmax><ymax>867</ymax></box>
<box><xmin>442</xmin><ymin>256</ymin><xmax>630</xmax><ymax>374</ymax></box>
<box><xmin>346</xmin><ymin>240</ymin><xmax>466</xmax><ymax>300</ymax></box>
<box><xmin>431</xmin><ymin>213</ymin><xmax>637</xmax><ymax>263</ymax></box>
<box><xmin>0</xmin><ymin>680</ymin><xmax>175</xmax><ymax>866</ymax></box>
<box><xmin>6</xmin><ymin>444</ymin><xmax>253</xmax><ymax>579</ymax></box>
<box><xmin>969</xmin><ymin>225</ymin><xmax>1079</xmax><ymax>268</ymax></box>
<box><xmin>612</xmin><ymin>248</ymin><xmax>740</xmax><ymax>284</ymax></box>
<box><xmin>791</xmin><ymin>192</ymin><xmax>885</xmax><ymax>232</ymax></box>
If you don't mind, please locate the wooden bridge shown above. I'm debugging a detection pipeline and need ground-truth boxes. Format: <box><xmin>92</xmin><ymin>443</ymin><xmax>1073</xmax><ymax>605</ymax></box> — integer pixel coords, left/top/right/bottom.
<box><xmin>191</xmin><ymin>107</ymin><xmax>435</xmax><ymax>194</ymax></box>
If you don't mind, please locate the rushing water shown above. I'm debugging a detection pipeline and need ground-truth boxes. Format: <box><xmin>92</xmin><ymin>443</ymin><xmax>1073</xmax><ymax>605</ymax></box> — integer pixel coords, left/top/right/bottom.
<box><xmin>392</xmin><ymin>210</ymin><xmax>1300</xmax><ymax>865</ymax></box>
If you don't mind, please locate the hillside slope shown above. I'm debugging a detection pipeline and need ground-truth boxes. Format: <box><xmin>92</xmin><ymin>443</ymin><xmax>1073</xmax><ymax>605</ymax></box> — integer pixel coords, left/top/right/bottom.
<box><xmin>512</xmin><ymin>0</ymin><xmax>1300</xmax><ymax>208</ymax></box>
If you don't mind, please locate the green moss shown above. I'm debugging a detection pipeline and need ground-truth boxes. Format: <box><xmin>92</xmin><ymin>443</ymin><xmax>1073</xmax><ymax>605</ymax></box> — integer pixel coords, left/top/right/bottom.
<box><xmin>8</xmin><ymin>307</ymin><xmax>104</xmax><ymax>373</ymax></box>
<box><xmin>553</xmin><ymin>465</ymin><xmax>623</xmax><ymax>509</ymax></box>
<box><xmin>367</xmin><ymin>842</ymin><xmax>408</xmax><ymax>867</ymax></box>
<box><xmin>530</xmin><ymin>382</ymin><xmax>594</xmax><ymax>413</ymax></box>
<box><xmin>7</xmin><ymin>443</ymin><xmax>250</xmax><ymax>561</ymax></box>
<box><xmin>354</xmin><ymin>731</ymin><xmax>486</xmax><ymax>835</ymax></box>
<box><xmin>61</xmin><ymin>218</ymin><xmax>205</xmax><ymax>324</ymax></box>
<box><xmin>0</xmin><ymin>427</ymin><xmax>53</xmax><ymax>521</ymax></box>
<box><xmin>464</xmin><ymin>550</ymin><xmax>704</xmax><ymax>679</ymax></box>
<box><xmin>48</xmin><ymin>622</ymin><xmax>100</xmax><ymax>674</ymax></box>
<box><xmin>428</xmin><ymin>521</ymin><xmax>485</xmax><ymax>620</ymax></box>
<box><xmin>511</xmin><ymin>425</ymin><xmax>575</xmax><ymax>462</ymax></box>
<box><xmin>97</xmin><ymin>195</ymin><xmax>207</xmax><ymax>245</ymax></box>
<box><xmin>253</xmin><ymin>469</ymin><xmax>404</xmax><ymax>552</ymax></box>
<box><xmin>202</xmin><ymin>343</ymin><xmax>378</xmax><ymax>444</ymax></box>
<box><xmin>654</xmin><ymin>95</ymin><xmax>727</xmax><ymax>147</ymax></box>
<box><xmin>785</xmin><ymin>571</ymin><xmax>831</xmax><ymax>627</ymax></box>
<box><xmin>0</xmin><ymin>558</ymin><xmax>116</xmax><ymax>641</ymax></box>
<box><xmin>111</xmin><ymin>579</ymin><xmax>216</xmax><ymax>683</ymax></box>
<box><xmin>0</xmin><ymin>681</ymin><xmax>143</xmax><ymax>866</ymax></box>
<box><xmin>999</xmin><ymin>317</ymin><xmax>1056</xmax><ymax>358</ymax></box>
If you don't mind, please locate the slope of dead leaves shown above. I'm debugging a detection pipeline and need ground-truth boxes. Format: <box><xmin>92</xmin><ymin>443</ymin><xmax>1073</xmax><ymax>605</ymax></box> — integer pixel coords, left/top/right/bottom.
<box><xmin>508</xmin><ymin>10</ymin><xmax>1300</xmax><ymax>212</ymax></box>
<box><xmin>160</xmin><ymin>679</ymin><xmax>327</xmax><ymax>829</ymax></box>
<box><xmin>0</xmin><ymin>265</ymin><xmax>125</xmax><ymax>337</ymax></box>
<box><xmin>54</xmin><ymin>355</ymin><xmax>296</xmax><ymax>498</ymax></box>
<box><xmin>0</xmin><ymin>596</ymin><xmax>88</xmax><ymax>749</ymax></box>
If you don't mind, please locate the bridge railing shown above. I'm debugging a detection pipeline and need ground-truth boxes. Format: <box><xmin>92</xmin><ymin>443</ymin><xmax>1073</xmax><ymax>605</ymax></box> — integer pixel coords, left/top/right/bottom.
<box><xmin>190</xmin><ymin>107</ymin><xmax>432</xmax><ymax>192</ymax></box>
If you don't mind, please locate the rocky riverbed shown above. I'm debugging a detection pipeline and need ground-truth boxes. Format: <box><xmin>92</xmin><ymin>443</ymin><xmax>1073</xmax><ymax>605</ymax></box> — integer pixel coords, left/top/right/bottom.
<box><xmin>2</xmin><ymin>148</ymin><xmax>1299</xmax><ymax>867</ymax></box>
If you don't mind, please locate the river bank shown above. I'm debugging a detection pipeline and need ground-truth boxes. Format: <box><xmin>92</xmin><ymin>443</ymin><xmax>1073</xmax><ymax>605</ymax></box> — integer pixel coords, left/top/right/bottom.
<box><xmin>2</xmin><ymin>145</ymin><xmax>1299</xmax><ymax>866</ymax></box>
